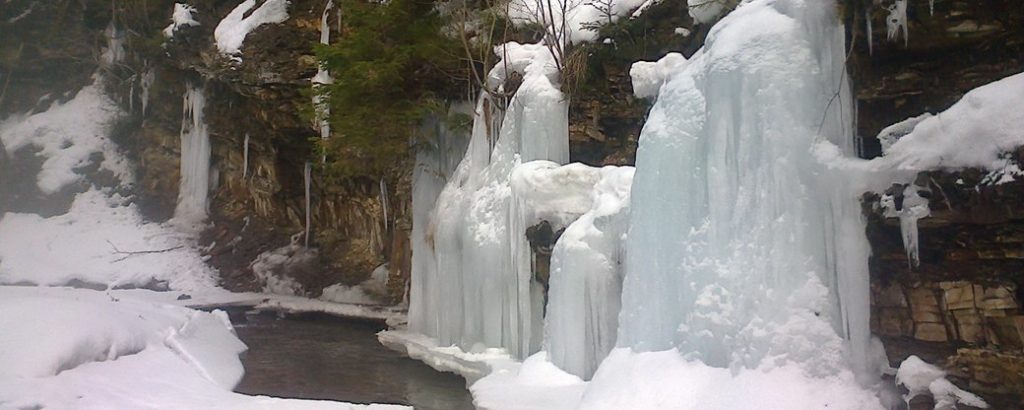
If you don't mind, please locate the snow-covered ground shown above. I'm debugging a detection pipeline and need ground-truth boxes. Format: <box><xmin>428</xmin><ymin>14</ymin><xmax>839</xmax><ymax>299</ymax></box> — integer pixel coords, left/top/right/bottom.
<box><xmin>0</xmin><ymin>76</ymin><xmax>407</xmax><ymax>409</ymax></box>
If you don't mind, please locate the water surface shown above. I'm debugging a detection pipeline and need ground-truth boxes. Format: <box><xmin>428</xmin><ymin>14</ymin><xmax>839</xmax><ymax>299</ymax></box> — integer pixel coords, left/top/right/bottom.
<box><xmin>230</xmin><ymin>310</ymin><xmax>474</xmax><ymax>410</ymax></box>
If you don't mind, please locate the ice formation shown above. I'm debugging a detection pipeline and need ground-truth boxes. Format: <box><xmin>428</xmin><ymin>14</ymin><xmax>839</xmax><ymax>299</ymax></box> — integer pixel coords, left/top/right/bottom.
<box><xmin>140</xmin><ymin>68</ymin><xmax>156</xmax><ymax>116</ymax></box>
<box><xmin>886</xmin><ymin>0</ymin><xmax>908</xmax><ymax>46</ymax></box>
<box><xmin>409</xmin><ymin>39</ymin><xmax>570</xmax><ymax>358</ymax></box>
<box><xmin>688</xmin><ymin>0</ymin><xmax>728</xmax><ymax>24</ymax></box>
<box><xmin>629</xmin><ymin>53</ymin><xmax>688</xmax><ymax>100</ymax></box>
<box><xmin>101</xmin><ymin>22</ymin><xmax>125</xmax><ymax>66</ymax></box>
<box><xmin>880</xmin><ymin>184</ymin><xmax>931</xmax><ymax>268</ymax></box>
<box><xmin>163</xmin><ymin>3</ymin><xmax>200</xmax><ymax>38</ymax></box>
<box><xmin>214</xmin><ymin>0</ymin><xmax>291</xmax><ymax>56</ymax></box>
<box><xmin>544</xmin><ymin>166</ymin><xmax>634</xmax><ymax>379</ymax></box>
<box><xmin>407</xmin><ymin>104</ymin><xmax>472</xmax><ymax>340</ymax></box>
<box><xmin>174</xmin><ymin>85</ymin><xmax>212</xmax><ymax>224</ymax></box>
<box><xmin>304</xmin><ymin>161</ymin><xmax>312</xmax><ymax>247</ymax></box>
<box><xmin>895</xmin><ymin>356</ymin><xmax>988</xmax><ymax>409</ymax></box>
<box><xmin>313</xmin><ymin>0</ymin><xmax>334</xmax><ymax>162</ymax></box>
<box><xmin>615</xmin><ymin>0</ymin><xmax>870</xmax><ymax>379</ymax></box>
<box><xmin>250</xmin><ymin>243</ymin><xmax>313</xmax><ymax>295</ymax></box>
<box><xmin>242</xmin><ymin>133</ymin><xmax>250</xmax><ymax>178</ymax></box>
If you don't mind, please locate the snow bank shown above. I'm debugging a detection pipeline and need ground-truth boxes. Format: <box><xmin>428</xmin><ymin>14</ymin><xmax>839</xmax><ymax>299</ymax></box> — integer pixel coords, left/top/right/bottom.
<box><xmin>0</xmin><ymin>287</ymin><xmax>405</xmax><ymax>410</ymax></box>
<box><xmin>873</xmin><ymin>73</ymin><xmax>1024</xmax><ymax>172</ymax></box>
<box><xmin>0</xmin><ymin>189</ymin><xmax>218</xmax><ymax>290</ymax></box>
<box><xmin>0</xmin><ymin>79</ymin><xmax>131</xmax><ymax>195</ymax></box>
<box><xmin>215</xmin><ymin>0</ymin><xmax>291</xmax><ymax>56</ymax></box>
<box><xmin>163</xmin><ymin>3</ymin><xmax>200</xmax><ymax>38</ymax></box>
<box><xmin>579</xmin><ymin>349</ymin><xmax>881</xmax><ymax>410</ymax></box>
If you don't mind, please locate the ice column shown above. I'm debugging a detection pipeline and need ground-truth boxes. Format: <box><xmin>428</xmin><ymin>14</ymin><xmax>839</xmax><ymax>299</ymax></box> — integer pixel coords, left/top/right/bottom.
<box><xmin>304</xmin><ymin>161</ymin><xmax>312</xmax><ymax>247</ymax></box>
<box><xmin>881</xmin><ymin>184</ymin><xmax>931</xmax><ymax>268</ymax></box>
<box><xmin>174</xmin><ymin>85</ymin><xmax>212</xmax><ymax>224</ymax></box>
<box><xmin>545</xmin><ymin>166</ymin><xmax>634</xmax><ymax>379</ymax></box>
<box><xmin>312</xmin><ymin>0</ymin><xmax>334</xmax><ymax>163</ymax></box>
<box><xmin>617</xmin><ymin>0</ymin><xmax>869</xmax><ymax>377</ymax></box>
<box><xmin>408</xmin><ymin>103</ymin><xmax>473</xmax><ymax>338</ymax></box>
<box><xmin>409</xmin><ymin>41</ymin><xmax>569</xmax><ymax>358</ymax></box>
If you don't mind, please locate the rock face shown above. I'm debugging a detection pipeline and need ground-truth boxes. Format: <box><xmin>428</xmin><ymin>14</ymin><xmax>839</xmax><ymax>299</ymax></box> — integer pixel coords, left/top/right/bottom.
<box><xmin>848</xmin><ymin>1</ymin><xmax>1024</xmax><ymax>405</ymax></box>
<box><xmin>1</xmin><ymin>0</ymin><xmax>409</xmax><ymax>301</ymax></box>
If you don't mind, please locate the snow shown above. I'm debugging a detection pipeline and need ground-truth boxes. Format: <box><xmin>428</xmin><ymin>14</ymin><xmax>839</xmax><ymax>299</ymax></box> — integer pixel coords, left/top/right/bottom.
<box><xmin>895</xmin><ymin>355</ymin><xmax>988</xmax><ymax>409</ymax></box>
<box><xmin>0</xmin><ymin>78</ymin><xmax>132</xmax><ymax>195</ymax></box>
<box><xmin>876</xmin><ymin>113</ymin><xmax>932</xmax><ymax>154</ymax></box>
<box><xmin>629</xmin><ymin>52</ymin><xmax>688</xmax><ymax>99</ymax></box>
<box><xmin>0</xmin><ymin>77</ymin><xmax>219</xmax><ymax>291</ymax></box>
<box><xmin>0</xmin><ymin>189</ymin><xmax>218</xmax><ymax>290</ymax></box>
<box><xmin>0</xmin><ymin>287</ymin><xmax>405</xmax><ymax>410</ymax></box>
<box><xmin>163</xmin><ymin>3</ymin><xmax>200</xmax><ymax>38</ymax></box>
<box><xmin>872</xmin><ymin>73</ymin><xmax>1024</xmax><ymax>172</ymax></box>
<box><xmin>214</xmin><ymin>0</ymin><xmax>291</xmax><ymax>57</ymax></box>
<box><xmin>470</xmin><ymin>348</ymin><xmax>880</xmax><ymax>410</ymax></box>
<box><xmin>320</xmin><ymin>264</ymin><xmax>390</xmax><ymax>305</ymax></box>
<box><xmin>507</xmin><ymin>0</ymin><xmax>653</xmax><ymax>45</ymax></box>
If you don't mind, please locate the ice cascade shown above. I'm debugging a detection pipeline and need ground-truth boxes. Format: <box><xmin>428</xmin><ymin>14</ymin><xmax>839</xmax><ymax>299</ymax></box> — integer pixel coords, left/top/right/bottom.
<box><xmin>174</xmin><ymin>85</ymin><xmax>212</xmax><ymax>224</ymax></box>
<box><xmin>408</xmin><ymin>41</ymin><xmax>570</xmax><ymax>358</ymax></box>
<box><xmin>616</xmin><ymin>0</ymin><xmax>871</xmax><ymax>378</ymax></box>
<box><xmin>544</xmin><ymin>165</ymin><xmax>634</xmax><ymax>379</ymax></box>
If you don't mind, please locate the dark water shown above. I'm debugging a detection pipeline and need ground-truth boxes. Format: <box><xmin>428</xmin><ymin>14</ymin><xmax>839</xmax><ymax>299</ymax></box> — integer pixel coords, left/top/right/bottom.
<box><xmin>229</xmin><ymin>310</ymin><xmax>474</xmax><ymax>410</ymax></box>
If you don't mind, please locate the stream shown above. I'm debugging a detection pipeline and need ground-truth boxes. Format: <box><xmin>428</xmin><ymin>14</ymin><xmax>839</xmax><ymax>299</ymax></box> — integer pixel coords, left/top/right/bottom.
<box><xmin>227</xmin><ymin>310</ymin><xmax>475</xmax><ymax>410</ymax></box>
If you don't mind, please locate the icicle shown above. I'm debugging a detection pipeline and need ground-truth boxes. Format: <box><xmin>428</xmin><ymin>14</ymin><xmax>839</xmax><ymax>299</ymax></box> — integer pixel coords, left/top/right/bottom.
<box><xmin>881</xmin><ymin>184</ymin><xmax>931</xmax><ymax>268</ymax></box>
<box><xmin>242</xmin><ymin>133</ymin><xmax>250</xmax><ymax>178</ymax></box>
<box><xmin>141</xmin><ymin>68</ymin><xmax>155</xmax><ymax>116</ymax></box>
<box><xmin>101</xmin><ymin>21</ymin><xmax>125</xmax><ymax>66</ymax></box>
<box><xmin>174</xmin><ymin>84</ymin><xmax>212</xmax><ymax>224</ymax></box>
<box><xmin>304</xmin><ymin>161</ymin><xmax>312</xmax><ymax>248</ymax></box>
<box><xmin>886</xmin><ymin>0</ymin><xmax>909</xmax><ymax>47</ymax></box>
<box><xmin>379</xmin><ymin>177</ymin><xmax>389</xmax><ymax>231</ymax></box>
<box><xmin>866</xmin><ymin>8</ymin><xmax>873</xmax><ymax>55</ymax></box>
<box><xmin>128</xmin><ymin>75</ymin><xmax>136</xmax><ymax>113</ymax></box>
<box><xmin>312</xmin><ymin>0</ymin><xmax>334</xmax><ymax>164</ymax></box>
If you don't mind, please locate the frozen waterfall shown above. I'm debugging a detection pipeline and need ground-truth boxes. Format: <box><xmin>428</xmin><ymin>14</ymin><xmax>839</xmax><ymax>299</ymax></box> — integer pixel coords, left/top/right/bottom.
<box><xmin>409</xmin><ymin>41</ymin><xmax>571</xmax><ymax>358</ymax></box>
<box><xmin>616</xmin><ymin>0</ymin><xmax>870</xmax><ymax>378</ymax></box>
<box><xmin>174</xmin><ymin>84</ymin><xmax>212</xmax><ymax>225</ymax></box>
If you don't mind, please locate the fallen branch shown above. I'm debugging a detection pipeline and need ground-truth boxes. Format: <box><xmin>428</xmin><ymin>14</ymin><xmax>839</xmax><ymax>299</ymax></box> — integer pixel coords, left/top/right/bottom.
<box><xmin>106</xmin><ymin>240</ymin><xmax>183</xmax><ymax>263</ymax></box>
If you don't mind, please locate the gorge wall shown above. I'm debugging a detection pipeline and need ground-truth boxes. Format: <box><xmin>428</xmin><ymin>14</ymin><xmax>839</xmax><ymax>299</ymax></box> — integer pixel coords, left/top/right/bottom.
<box><xmin>846</xmin><ymin>0</ymin><xmax>1024</xmax><ymax>407</ymax></box>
